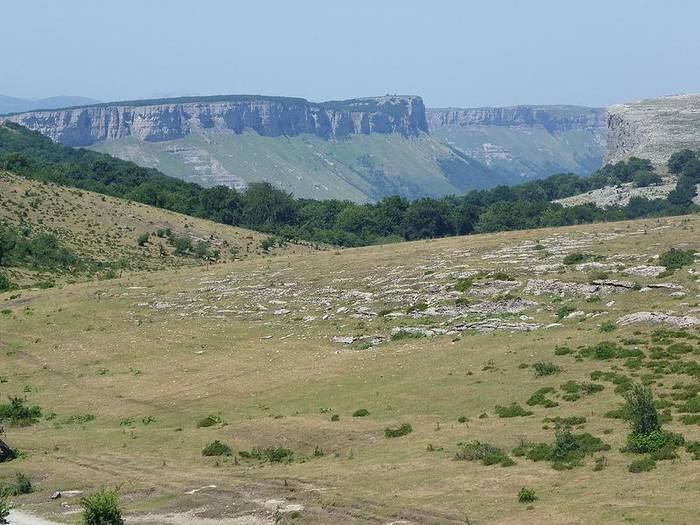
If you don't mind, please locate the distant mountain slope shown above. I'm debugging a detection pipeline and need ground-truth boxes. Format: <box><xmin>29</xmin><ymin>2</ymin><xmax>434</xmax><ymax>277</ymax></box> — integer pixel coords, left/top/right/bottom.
<box><xmin>606</xmin><ymin>93</ymin><xmax>700</xmax><ymax>164</ymax></box>
<box><xmin>0</xmin><ymin>95</ymin><xmax>100</xmax><ymax>114</ymax></box>
<box><xmin>3</xmin><ymin>95</ymin><xmax>609</xmax><ymax>202</ymax></box>
<box><xmin>3</xmin><ymin>94</ymin><xmax>508</xmax><ymax>202</ymax></box>
<box><xmin>428</xmin><ymin>105</ymin><xmax>607</xmax><ymax>180</ymax></box>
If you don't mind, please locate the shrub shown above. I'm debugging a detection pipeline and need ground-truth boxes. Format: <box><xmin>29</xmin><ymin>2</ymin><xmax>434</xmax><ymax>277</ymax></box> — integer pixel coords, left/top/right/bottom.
<box><xmin>352</xmin><ymin>408</ymin><xmax>369</xmax><ymax>417</ymax></box>
<box><xmin>563</xmin><ymin>253</ymin><xmax>589</xmax><ymax>265</ymax></box>
<box><xmin>384</xmin><ymin>423</ymin><xmax>412</xmax><ymax>438</ymax></box>
<box><xmin>456</xmin><ymin>441</ymin><xmax>514</xmax><ymax>467</ymax></box>
<box><xmin>556</xmin><ymin>305</ymin><xmax>577</xmax><ymax>319</ymax></box>
<box><xmin>658</xmin><ymin>248</ymin><xmax>695</xmax><ymax>272</ymax></box>
<box><xmin>136</xmin><ymin>233</ymin><xmax>149</xmax><ymax>246</ymax></box>
<box><xmin>624</xmin><ymin>384</ymin><xmax>660</xmax><ymax>435</ymax></box>
<box><xmin>628</xmin><ymin>457</ymin><xmax>656</xmax><ymax>473</ymax></box>
<box><xmin>517</xmin><ymin>487</ymin><xmax>537</xmax><ymax>503</ymax></box>
<box><xmin>527</xmin><ymin>387</ymin><xmax>558</xmax><ymax>408</ymax></box>
<box><xmin>390</xmin><ymin>330</ymin><xmax>424</xmax><ymax>341</ymax></box>
<box><xmin>238</xmin><ymin>447</ymin><xmax>293</xmax><ymax>463</ymax></box>
<box><xmin>495</xmin><ymin>403</ymin><xmax>533</xmax><ymax>418</ymax></box>
<box><xmin>80</xmin><ymin>489</ymin><xmax>123</xmax><ymax>525</ymax></box>
<box><xmin>0</xmin><ymin>397</ymin><xmax>41</xmax><ymax>427</ymax></box>
<box><xmin>3</xmin><ymin>473</ymin><xmax>32</xmax><ymax>496</ymax></box>
<box><xmin>533</xmin><ymin>362</ymin><xmax>560</xmax><ymax>377</ymax></box>
<box><xmin>0</xmin><ymin>274</ymin><xmax>12</xmax><ymax>292</ymax></box>
<box><xmin>625</xmin><ymin>429</ymin><xmax>684</xmax><ymax>454</ymax></box>
<box><xmin>405</xmin><ymin>301</ymin><xmax>428</xmax><ymax>313</ymax></box>
<box><xmin>201</xmin><ymin>440</ymin><xmax>232</xmax><ymax>457</ymax></box>
<box><xmin>330</xmin><ymin>414</ymin><xmax>340</xmax><ymax>422</ymax></box>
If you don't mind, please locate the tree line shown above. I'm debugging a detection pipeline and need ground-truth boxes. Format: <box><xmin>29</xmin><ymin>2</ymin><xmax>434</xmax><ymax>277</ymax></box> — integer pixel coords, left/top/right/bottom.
<box><xmin>1</xmin><ymin>122</ymin><xmax>698</xmax><ymax>247</ymax></box>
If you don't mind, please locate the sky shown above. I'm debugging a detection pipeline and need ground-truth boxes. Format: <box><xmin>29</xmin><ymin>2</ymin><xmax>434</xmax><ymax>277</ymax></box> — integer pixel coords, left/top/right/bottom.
<box><xmin>3</xmin><ymin>0</ymin><xmax>700</xmax><ymax>108</ymax></box>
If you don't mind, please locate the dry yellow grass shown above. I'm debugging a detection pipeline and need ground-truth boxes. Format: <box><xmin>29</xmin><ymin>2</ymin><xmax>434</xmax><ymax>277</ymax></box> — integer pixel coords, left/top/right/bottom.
<box><xmin>0</xmin><ymin>212</ymin><xmax>699</xmax><ymax>524</ymax></box>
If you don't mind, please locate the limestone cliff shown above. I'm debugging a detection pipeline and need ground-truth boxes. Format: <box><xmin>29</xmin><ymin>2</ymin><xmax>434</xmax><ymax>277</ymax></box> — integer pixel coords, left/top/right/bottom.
<box><xmin>605</xmin><ymin>94</ymin><xmax>700</xmax><ymax>164</ymax></box>
<box><xmin>2</xmin><ymin>94</ymin><xmax>428</xmax><ymax>146</ymax></box>
<box><xmin>427</xmin><ymin>105</ymin><xmax>606</xmax><ymax>133</ymax></box>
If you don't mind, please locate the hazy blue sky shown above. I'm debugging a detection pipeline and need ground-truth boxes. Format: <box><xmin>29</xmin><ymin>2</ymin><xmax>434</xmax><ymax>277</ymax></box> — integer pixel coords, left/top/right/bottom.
<box><xmin>3</xmin><ymin>0</ymin><xmax>700</xmax><ymax>107</ymax></box>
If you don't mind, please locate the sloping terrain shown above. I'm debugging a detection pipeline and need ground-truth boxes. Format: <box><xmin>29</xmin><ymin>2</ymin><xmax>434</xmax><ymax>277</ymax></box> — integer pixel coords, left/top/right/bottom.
<box><xmin>606</xmin><ymin>93</ymin><xmax>700</xmax><ymax>164</ymax></box>
<box><xmin>428</xmin><ymin>105</ymin><xmax>607</xmax><ymax>180</ymax></box>
<box><xmin>88</xmin><ymin>130</ymin><xmax>497</xmax><ymax>202</ymax></box>
<box><xmin>3</xmin><ymin>96</ymin><xmax>610</xmax><ymax>202</ymax></box>
<box><xmin>0</xmin><ymin>171</ymin><xmax>317</xmax><ymax>285</ymax></box>
<box><xmin>1</xmin><ymin>213</ymin><xmax>699</xmax><ymax>524</ymax></box>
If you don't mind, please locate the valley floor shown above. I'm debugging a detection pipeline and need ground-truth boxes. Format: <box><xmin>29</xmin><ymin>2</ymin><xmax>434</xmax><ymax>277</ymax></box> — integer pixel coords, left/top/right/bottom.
<box><xmin>1</xmin><ymin>215</ymin><xmax>699</xmax><ymax>524</ymax></box>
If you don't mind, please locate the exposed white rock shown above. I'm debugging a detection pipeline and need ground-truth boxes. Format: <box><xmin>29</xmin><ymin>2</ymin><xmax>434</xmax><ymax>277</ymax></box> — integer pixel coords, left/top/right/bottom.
<box><xmin>616</xmin><ymin>311</ymin><xmax>700</xmax><ymax>328</ymax></box>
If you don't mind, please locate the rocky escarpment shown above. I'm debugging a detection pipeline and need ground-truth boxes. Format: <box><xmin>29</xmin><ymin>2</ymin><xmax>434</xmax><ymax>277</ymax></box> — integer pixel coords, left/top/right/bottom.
<box><xmin>427</xmin><ymin>105</ymin><xmax>606</xmax><ymax>133</ymax></box>
<box><xmin>605</xmin><ymin>93</ymin><xmax>700</xmax><ymax>164</ymax></box>
<box><xmin>2</xmin><ymin>94</ymin><xmax>428</xmax><ymax>146</ymax></box>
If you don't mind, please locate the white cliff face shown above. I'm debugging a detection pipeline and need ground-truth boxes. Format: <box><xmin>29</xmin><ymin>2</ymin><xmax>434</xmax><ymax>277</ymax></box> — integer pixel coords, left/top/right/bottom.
<box><xmin>605</xmin><ymin>93</ymin><xmax>700</xmax><ymax>164</ymax></box>
<box><xmin>427</xmin><ymin>105</ymin><xmax>606</xmax><ymax>133</ymax></box>
<box><xmin>2</xmin><ymin>95</ymin><xmax>428</xmax><ymax>146</ymax></box>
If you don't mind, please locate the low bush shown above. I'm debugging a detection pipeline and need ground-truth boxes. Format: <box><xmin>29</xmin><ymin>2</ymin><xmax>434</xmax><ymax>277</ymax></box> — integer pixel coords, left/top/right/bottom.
<box><xmin>352</xmin><ymin>408</ymin><xmax>370</xmax><ymax>417</ymax></box>
<box><xmin>685</xmin><ymin>441</ymin><xmax>700</xmax><ymax>460</ymax></box>
<box><xmin>0</xmin><ymin>397</ymin><xmax>41</xmax><ymax>427</ymax></box>
<box><xmin>628</xmin><ymin>457</ymin><xmax>656</xmax><ymax>473</ymax></box>
<box><xmin>517</xmin><ymin>487</ymin><xmax>537</xmax><ymax>503</ymax></box>
<box><xmin>533</xmin><ymin>362</ymin><xmax>560</xmax><ymax>377</ymax></box>
<box><xmin>526</xmin><ymin>387</ymin><xmax>558</xmax><ymax>408</ymax></box>
<box><xmin>455</xmin><ymin>441</ymin><xmax>515</xmax><ymax>467</ymax></box>
<box><xmin>625</xmin><ymin>429</ymin><xmax>684</xmax><ymax>454</ymax></box>
<box><xmin>384</xmin><ymin>423</ymin><xmax>412</xmax><ymax>438</ymax></box>
<box><xmin>201</xmin><ymin>440</ymin><xmax>232</xmax><ymax>457</ymax></box>
<box><xmin>658</xmin><ymin>248</ymin><xmax>695</xmax><ymax>272</ymax></box>
<box><xmin>80</xmin><ymin>489</ymin><xmax>123</xmax><ymax>525</ymax></box>
<box><xmin>2</xmin><ymin>473</ymin><xmax>32</xmax><ymax>496</ymax></box>
<box><xmin>554</xmin><ymin>346</ymin><xmax>573</xmax><ymax>356</ymax></box>
<box><xmin>495</xmin><ymin>403</ymin><xmax>533</xmax><ymax>418</ymax></box>
<box><xmin>239</xmin><ymin>447</ymin><xmax>294</xmax><ymax>463</ymax></box>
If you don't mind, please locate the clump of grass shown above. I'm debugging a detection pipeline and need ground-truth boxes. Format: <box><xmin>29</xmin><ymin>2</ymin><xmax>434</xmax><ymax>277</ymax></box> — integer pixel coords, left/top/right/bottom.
<box><xmin>80</xmin><ymin>488</ymin><xmax>123</xmax><ymax>525</ymax></box>
<box><xmin>563</xmin><ymin>252</ymin><xmax>601</xmax><ymax>265</ymax></box>
<box><xmin>202</xmin><ymin>440</ymin><xmax>232</xmax><ymax>457</ymax></box>
<box><xmin>0</xmin><ymin>493</ymin><xmax>8</xmax><ymax>524</ymax></box>
<box><xmin>559</xmin><ymin>381</ymin><xmax>604</xmax><ymax>401</ymax></box>
<box><xmin>685</xmin><ymin>441</ymin><xmax>700</xmax><ymax>460</ymax></box>
<box><xmin>384</xmin><ymin>423</ymin><xmax>412</xmax><ymax>438</ymax></box>
<box><xmin>455</xmin><ymin>441</ymin><xmax>515</xmax><ymax>467</ymax></box>
<box><xmin>533</xmin><ymin>362</ymin><xmax>560</xmax><ymax>377</ymax></box>
<box><xmin>556</xmin><ymin>305</ymin><xmax>577</xmax><ymax>319</ymax></box>
<box><xmin>495</xmin><ymin>403</ymin><xmax>533</xmax><ymax>418</ymax></box>
<box><xmin>352</xmin><ymin>408</ymin><xmax>370</xmax><ymax>417</ymax></box>
<box><xmin>517</xmin><ymin>487</ymin><xmax>537</xmax><ymax>503</ymax></box>
<box><xmin>239</xmin><ymin>447</ymin><xmax>294</xmax><ymax>463</ymax></box>
<box><xmin>331</xmin><ymin>414</ymin><xmax>340</xmax><ymax>422</ymax></box>
<box><xmin>628</xmin><ymin>457</ymin><xmax>656</xmax><ymax>473</ymax></box>
<box><xmin>599</xmin><ymin>321</ymin><xmax>616</xmax><ymax>333</ymax></box>
<box><xmin>518</xmin><ymin>429</ymin><xmax>610</xmax><ymax>469</ymax></box>
<box><xmin>454</xmin><ymin>277</ymin><xmax>474</xmax><ymax>293</ymax></box>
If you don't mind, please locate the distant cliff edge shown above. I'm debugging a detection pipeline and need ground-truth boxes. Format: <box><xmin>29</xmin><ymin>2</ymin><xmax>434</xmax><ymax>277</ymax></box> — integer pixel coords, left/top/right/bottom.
<box><xmin>1</xmin><ymin>94</ymin><xmax>428</xmax><ymax>146</ymax></box>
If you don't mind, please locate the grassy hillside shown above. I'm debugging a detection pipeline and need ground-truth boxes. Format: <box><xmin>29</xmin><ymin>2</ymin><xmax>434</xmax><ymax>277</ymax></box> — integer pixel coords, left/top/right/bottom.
<box><xmin>431</xmin><ymin>124</ymin><xmax>605</xmax><ymax>180</ymax></box>
<box><xmin>1</xmin><ymin>214</ymin><xmax>699</xmax><ymax>524</ymax></box>
<box><xmin>88</xmin><ymin>130</ymin><xmax>505</xmax><ymax>202</ymax></box>
<box><xmin>0</xmin><ymin>171</ymin><xmax>318</xmax><ymax>286</ymax></box>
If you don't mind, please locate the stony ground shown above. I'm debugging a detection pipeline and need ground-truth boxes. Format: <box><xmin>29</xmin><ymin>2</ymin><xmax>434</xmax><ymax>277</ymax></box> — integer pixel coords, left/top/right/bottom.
<box><xmin>1</xmin><ymin>214</ymin><xmax>699</xmax><ymax>524</ymax></box>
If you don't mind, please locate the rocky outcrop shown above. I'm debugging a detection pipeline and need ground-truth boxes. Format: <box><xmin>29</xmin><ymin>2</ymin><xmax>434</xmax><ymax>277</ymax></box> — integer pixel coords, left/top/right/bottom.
<box><xmin>605</xmin><ymin>93</ymin><xmax>700</xmax><ymax>164</ymax></box>
<box><xmin>427</xmin><ymin>105</ymin><xmax>606</xmax><ymax>133</ymax></box>
<box><xmin>2</xmin><ymin>94</ymin><xmax>428</xmax><ymax>146</ymax></box>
